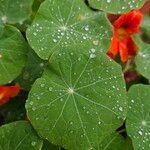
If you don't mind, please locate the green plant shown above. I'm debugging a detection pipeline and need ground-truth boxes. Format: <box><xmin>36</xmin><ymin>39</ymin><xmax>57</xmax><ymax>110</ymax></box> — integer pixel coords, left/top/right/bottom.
<box><xmin>0</xmin><ymin>0</ymin><xmax>150</xmax><ymax>150</ymax></box>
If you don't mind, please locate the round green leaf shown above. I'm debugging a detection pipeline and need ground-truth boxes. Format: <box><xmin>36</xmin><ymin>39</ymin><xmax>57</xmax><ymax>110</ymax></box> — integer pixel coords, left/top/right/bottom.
<box><xmin>126</xmin><ymin>84</ymin><xmax>150</xmax><ymax>150</ymax></box>
<box><xmin>0</xmin><ymin>0</ymin><xmax>34</xmax><ymax>24</ymax></box>
<box><xmin>0</xmin><ymin>25</ymin><xmax>28</xmax><ymax>84</ymax></box>
<box><xmin>26</xmin><ymin>0</ymin><xmax>112</xmax><ymax>60</ymax></box>
<box><xmin>134</xmin><ymin>36</ymin><xmax>150</xmax><ymax>81</ymax></box>
<box><xmin>88</xmin><ymin>0</ymin><xmax>146</xmax><ymax>14</ymax></box>
<box><xmin>26</xmin><ymin>47</ymin><xmax>127</xmax><ymax>150</ymax></box>
<box><xmin>0</xmin><ymin>121</ymin><xmax>43</xmax><ymax>150</ymax></box>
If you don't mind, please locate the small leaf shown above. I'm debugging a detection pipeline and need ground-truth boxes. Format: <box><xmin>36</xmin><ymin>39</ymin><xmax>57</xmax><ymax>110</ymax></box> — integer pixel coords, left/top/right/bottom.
<box><xmin>26</xmin><ymin>0</ymin><xmax>112</xmax><ymax>60</ymax></box>
<box><xmin>26</xmin><ymin>47</ymin><xmax>127</xmax><ymax>150</ymax></box>
<box><xmin>42</xmin><ymin>140</ymin><xmax>62</xmax><ymax>150</ymax></box>
<box><xmin>98</xmin><ymin>132</ymin><xmax>134</xmax><ymax>150</ymax></box>
<box><xmin>126</xmin><ymin>84</ymin><xmax>150</xmax><ymax>150</ymax></box>
<box><xmin>88</xmin><ymin>0</ymin><xmax>146</xmax><ymax>14</ymax></box>
<box><xmin>0</xmin><ymin>25</ymin><xmax>28</xmax><ymax>84</ymax></box>
<box><xmin>134</xmin><ymin>35</ymin><xmax>150</xmax><ymax>81</ymax></box>
<box><xmin>16</xmin><ymin>48</ymin><xmax>48</xmax><ymax>90</ymax></box>
<box><xmin>0</xmin><ymin>121</ymin><xmax>43</xmax><ymax>150</ymax></box>
<box><xmin>0</xmin><ymin>0</ymin><xmax>34</xmax><ymax>24</ymax></box>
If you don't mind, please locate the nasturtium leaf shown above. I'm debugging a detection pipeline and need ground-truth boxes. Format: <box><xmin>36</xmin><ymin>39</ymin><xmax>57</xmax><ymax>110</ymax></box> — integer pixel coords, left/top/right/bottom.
<box><xmin>16</xmin><ymin>48</ymin><xmax>48</xmax><ymax>90</ymax></box>
<box><xmin>33</xmin><ymin>0</ymin><xmax>45</xmax><ymax>14</ymax></box>
<box><xmin>26</xmin><ymin>47</ymin><xmax>127</xmax><ymax>150</ymax></box>
<box><xmin>26</xmin><ymin>0</ymin><xmax>112</xmax><ymax>60</ymax></box>
<box><xmin>0</xmin><ymin>22</ymin><xmax>3</xmax><ymax>32</ymax></box>
<box><xmin>15</xmin><ymin>19</ymin><xmax>32</xmax><ymax>33</ymax></box>
<box><xmin>141</xmin><ymin>15</ymin><xmax>150</xmax><ymax>43</ymax></box>
<box><xmin>42</xmin><ymin>140</ymin><xmax>62</xmax><ymax>150</ymax></box>
<box><xmin>0</xmin><ymin>22</ymin><xmax>4</xmax><ymax>37</ymax></box>
<box><xmin>141</xmin><ymin>15</ymin><xmax>150</xmax><ymax>34</ymax></box>
<box><xmin>134</xmin><ymin>36</ymin><xmax>150</xmax><ymax>81</ymax></box>
<box><xmin>0</xmin><ymin>0</ymin><xmax>34</xmax><ymax>24</ymax></box>
<box><xmin>0</xmin><ymin>121</ymin><xmax>43</xmax><ymax>150</ymax></box>
<box><xmin>97</xmin><ymin>132</ymin><xmax>134</xmax><ymax>150</ymax></box>
<box><xmin>126</xmin><ymin>84</ymin><xmax>150</xmax><ymax>150</ymax></box>
<box><xmin>0</xmin><ymin>25</ymin><xmax>28</xmax><ymax>85</ymax></box>
<box><xmin>15</xmin><ymin>0</ymin><xmax>45</xmax><ymax>33</ymax></box>
<box><xmin>123</xmin><ymin>137</ymin><xmax>134</xmax><ymax>150</ymax></box>
<box><xmin>88</xmin><ymin>0</ymin><xmax>146</xmax><ymax>14</ymax></box>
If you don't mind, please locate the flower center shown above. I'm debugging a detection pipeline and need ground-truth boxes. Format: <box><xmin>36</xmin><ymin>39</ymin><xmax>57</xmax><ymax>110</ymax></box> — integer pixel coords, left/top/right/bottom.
<box><xmin>117</xmin><ymin>27</ymin><xmax>129</xmax><ymax>41</ymax></box>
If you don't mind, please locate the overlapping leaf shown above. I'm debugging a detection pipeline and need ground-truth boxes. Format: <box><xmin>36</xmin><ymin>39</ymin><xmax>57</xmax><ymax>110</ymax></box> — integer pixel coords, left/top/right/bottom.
<box><xmin>0</xmin><ymin>121</ymin><xmax>43</xmax><ymax>150</ymax></box>
<box><xmin>0</xmin><ymin>25</ymin><xmax>28</xmax><ymax>85</ymax></box>
<box><xmin>42</xmin><ymin>140</ymin><xmax>61</xmax><ymax>150</ymax></box>
<box><xmin>141</xmin><ymin>15</ymin><xmax>150</xmax><ymax>34</ymax></box>
<box><xmin>141</xmin><ymin>15</ymin><xmax>150</xmax><ymax>44</ymax></box>
<box><xmin>27</xmin><ymin>0</ymin><xmax>112</xmax><ymax>60</ymax></box>
<box><xmin>88</xmin><ymin>0</ymin><xmax>146</xmax><ymax>13</ymax></box>
<box><xmin>33</xmin><ymin>0</ymin><xmax>45</xmax><ymax>13</ymax></box>
<box><xmin>0</xmin><ymin>21</ymin><xmax>4</xmax><ymax>37</ymax></box>
<box><xmin>126</xmin><ymin>84</ymin><xmax>150</xmax><ymax>150</ymax></box>
<box><xmin>16</xmin><ymin>48</ymin><xmax>48</xmax><ymax>90</ymax></box>
<box><xmin>0</xmin><ymin>0</ymin><xmax>34</xmax><ymax>24</ymax></box>
<box><xmin>26</xmin><ymin>47</ymin><xmax>127</xmax><ymax>150</ymax></box>
<box><xmin>98</xmin><ymin>132</ymin><xmax>134</xmax><ymax>150</ymax></box>
<box><xmin>134</xmin><ymin>36</ymin><xmax>150</xmax><ymax>81</ymax></box>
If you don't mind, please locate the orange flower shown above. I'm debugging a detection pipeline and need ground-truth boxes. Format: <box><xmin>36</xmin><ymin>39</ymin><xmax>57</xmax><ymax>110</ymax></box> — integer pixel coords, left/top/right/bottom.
<box><xmin>0</xmin><ymin>84</ymin><xmax>20</xmax><ymax>106</ymax></box>
<box><xmin>107</xmin><ymin>10</ymin><xmax>143</xmax><ymax>62</ymax></box>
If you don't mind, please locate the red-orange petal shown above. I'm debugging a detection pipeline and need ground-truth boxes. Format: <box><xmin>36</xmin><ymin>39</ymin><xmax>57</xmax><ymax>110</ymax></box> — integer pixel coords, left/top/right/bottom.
<box><xmin>113</xmin><ymin>10</ymin><xmax>143</xmax><ymax>34</ymax></box>
<box><xmin>107</xmin><ymin>35</ymin><xmax>119</xmax><ymax>59</ymax></box>
<box><xmin>107</xmin><ymin>10</ymin><xmax>142</xmax><ymax>62</ymax></box>
<box><xmin>0</xmin><ymin>84</ymin><xmax>20</xmax><ymax>106</ymax></box>
<box><xmin>119</xmin><ymin>41</ymin><xmax>129</xmax><ymax>62</ymax></box>
<box><xmin>126</xmin><ymin>36</ymin><xmax>138</xmax><ymax>56</ymax></box>
<box><xmin>119</xmin><ymin>36</ymin><xmax>138</xmax><ymax>62</ymax></box>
